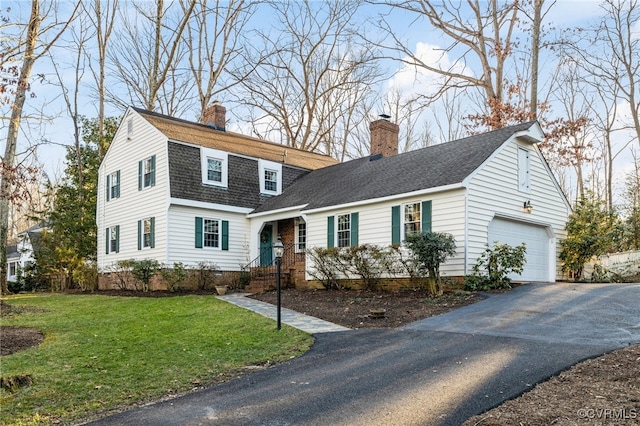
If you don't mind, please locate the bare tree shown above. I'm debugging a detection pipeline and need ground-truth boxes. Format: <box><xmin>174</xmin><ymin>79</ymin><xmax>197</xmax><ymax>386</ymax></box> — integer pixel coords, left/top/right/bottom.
<box><xmin>235</xmin><ymin>0</ymin><xmax>383</xmax><ymax>158</ymax></box>
<box><xmin>107</xmin><ymin>0</ymin><xmax>196</xmax><ymax>114</ymax></box>
<box><xmin>568</xmin><ymin>0</ymin><xmax>640</xmax><ymax>146</ymax></box>
<box><xmin>371</xmin><ymin>0</ymin><xmax>521</xmax><ymax>128</ymax></box>
<box><xmin>0</xmin><ymin>0</ymin><xmax>79</xmax><ymax>295</ymax></box>
<box><xmin>185</xmin><ymin>0</ymin><xmax>256</xmax><ymax>119</ymax></box>
<box><xmin>84</xmin><ymin>0</ymin><xmax>119</xmax><ymax>158</ymax></box>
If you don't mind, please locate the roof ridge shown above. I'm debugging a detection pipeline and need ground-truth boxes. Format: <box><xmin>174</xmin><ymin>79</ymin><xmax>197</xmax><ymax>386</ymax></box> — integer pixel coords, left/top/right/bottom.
<box><xmin>131</xmin><ymin>106</ymin><xmax>335</xmax><ymax>160</ymax></box>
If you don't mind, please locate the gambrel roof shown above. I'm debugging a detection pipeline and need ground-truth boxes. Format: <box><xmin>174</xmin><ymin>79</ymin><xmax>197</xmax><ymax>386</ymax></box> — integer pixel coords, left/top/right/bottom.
<box><xmin>252</xmin><ymin>121</ymin><xmax>541</xmax><ymax>213</ymax></box>
<box><xmin>133</xmin><ymin>108</ymin><xmax>338</xmax><ymax>171</ymax></box>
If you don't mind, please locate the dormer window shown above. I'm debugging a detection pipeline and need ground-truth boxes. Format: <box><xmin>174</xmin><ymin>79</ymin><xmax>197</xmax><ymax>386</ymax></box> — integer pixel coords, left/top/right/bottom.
<box><xmin>207</xmin><ymin>158</ymin><xmax>222</xmax><ymax>183</ymax></box>
<box><xmin>264</xmin><ymin>169</ymin><xmax>278</xmax><ymax>192</ymax></box>
<box><xmin>201</xmin><ymin>147</ymin><xmax>228</xmax><ymax>188</ymax></box>
<box><xmin>259</xmin><ymin>159</ymin><xmax>282</xmax><ymax>195</ymax></box>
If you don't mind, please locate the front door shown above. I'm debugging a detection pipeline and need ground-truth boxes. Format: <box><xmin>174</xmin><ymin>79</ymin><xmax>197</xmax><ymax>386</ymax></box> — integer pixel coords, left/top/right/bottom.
<box><xmin>260</xmin><ymin>224</ymin><xmax>273</xmax><ymax>266</ymax></box>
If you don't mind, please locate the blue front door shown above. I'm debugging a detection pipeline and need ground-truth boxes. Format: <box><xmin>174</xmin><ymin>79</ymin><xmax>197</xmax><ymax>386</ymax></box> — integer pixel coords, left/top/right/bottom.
<box><xmin>260</xmin><ymin>225</ymin><xmax>273</xmax><ymax>266</ymax></box>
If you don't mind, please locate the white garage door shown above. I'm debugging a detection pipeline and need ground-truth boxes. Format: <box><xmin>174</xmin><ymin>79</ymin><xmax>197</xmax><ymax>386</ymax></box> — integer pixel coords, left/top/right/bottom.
<box><xmin>488</xmin><ymin>218</ymin><xmax>550</xmax><ymax>282</ymax></box>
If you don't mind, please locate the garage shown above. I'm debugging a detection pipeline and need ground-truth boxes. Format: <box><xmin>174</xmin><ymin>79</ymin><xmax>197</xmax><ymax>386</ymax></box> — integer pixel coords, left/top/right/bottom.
<box><xmin>487</xmin><ymin>217</ymin><xmax>551</xmax><ymax>282</ymax></box>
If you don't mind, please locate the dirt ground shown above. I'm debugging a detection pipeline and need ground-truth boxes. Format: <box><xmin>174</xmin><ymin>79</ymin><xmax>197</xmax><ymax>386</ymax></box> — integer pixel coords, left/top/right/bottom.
<box><xmin>2</xmin><ymin>290</ymin><xmax>638</xmax><ymax>424</ymax></box>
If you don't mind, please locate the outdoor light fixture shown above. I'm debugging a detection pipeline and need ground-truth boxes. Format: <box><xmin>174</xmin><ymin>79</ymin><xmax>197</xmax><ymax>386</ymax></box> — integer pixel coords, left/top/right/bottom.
<box><xmin>273</xmin><ymin>239</ymin><xmax>285</xmax><ymax>330</ymax></box>
<box><xmin>523</xmin><ymin>200</ymin><xmax>533</xmax><ymax>213</ymax></box>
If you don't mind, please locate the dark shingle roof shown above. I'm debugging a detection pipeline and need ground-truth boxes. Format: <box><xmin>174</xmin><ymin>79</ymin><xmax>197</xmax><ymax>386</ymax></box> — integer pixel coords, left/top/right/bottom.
<box><xmin>252</xmin><ymin>122</ymin><xmax>538</xmax><ymax>213</ymax></box>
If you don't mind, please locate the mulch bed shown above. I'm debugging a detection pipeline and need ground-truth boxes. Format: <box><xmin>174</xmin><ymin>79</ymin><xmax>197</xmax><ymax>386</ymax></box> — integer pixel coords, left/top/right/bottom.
<box><xmin>250</xmin><ymin>288</ymin><xmax>482</xmax><ymax>329</ymax></box>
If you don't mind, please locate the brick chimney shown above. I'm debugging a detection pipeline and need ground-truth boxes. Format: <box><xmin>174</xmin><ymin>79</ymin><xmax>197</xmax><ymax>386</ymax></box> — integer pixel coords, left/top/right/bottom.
<box><xmin>370</xmin><ymin>114</ymin><xmax>399</xmax><ymax>157</ymax></box>
<box><xmin>201</xmin><ymin>101</ymin><xmax>226</xmax><ymax>131</ymax></box>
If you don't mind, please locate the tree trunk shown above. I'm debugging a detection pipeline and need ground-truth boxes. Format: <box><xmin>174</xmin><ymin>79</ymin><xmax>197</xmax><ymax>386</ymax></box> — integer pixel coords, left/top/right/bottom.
<box><xmin>0</xmin><ymin>0</ymin><xmax>41</xmax><ymax>295</ymax></box>
<box><xmin>530</xmin><ymin>0</ymin><xmax>543</xmax><ymax>118</ymax></box>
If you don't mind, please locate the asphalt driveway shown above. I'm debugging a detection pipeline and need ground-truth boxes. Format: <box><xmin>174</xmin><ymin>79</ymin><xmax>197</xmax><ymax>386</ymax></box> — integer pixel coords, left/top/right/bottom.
<box><xmin>87</xmin><ymin>283</ymin><xmax>640</xmax><ymax>426</ymax></box>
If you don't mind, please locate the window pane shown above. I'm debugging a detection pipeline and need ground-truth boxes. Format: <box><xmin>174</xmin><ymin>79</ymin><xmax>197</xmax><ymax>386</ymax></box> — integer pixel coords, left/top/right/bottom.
<box><xmin>264</xmin><ymin>169</ymin><xmax>277</xmax><ymax>192</ymax></box>
<box><xmin>143</xmin><ymin>159</ymin><xmax>152</xmax><ymax>187</ymax></box>
<box><xmin>208</xmin><ymin>158</ymin><xmax>222</xmax><ymax>182</ymax></box>
<box><xmin>110</xmin><ymin>228</ymin><xmax>117</xmax><ymax>252</ymax></box>
<box><xmin>110</xmin><ymin>172</ymin><xmax>119</xmax><ymax>198</ymax></box>
<box><xmin>143</xmin><ymin>219</ymin><xmax>152</xmax><ymax>247</ymax></box>
<box><xmin>298</xmin><ymin>222</ymin><xmax>306</xmax><ymax>250</ymax></box>
<box><xmin>337</xmin><ymin>214</ymin><xmax>350</xmax><ymax>247</ymax></box>
<box><xmin>404</xmin><ymin>203</ymin><xmax>421</xmax><ymax>236</ymax></box>
<box><xmin>204</xmin><ymin>219</ymin><xmax>219</xmax><ymax>248</ymax></box>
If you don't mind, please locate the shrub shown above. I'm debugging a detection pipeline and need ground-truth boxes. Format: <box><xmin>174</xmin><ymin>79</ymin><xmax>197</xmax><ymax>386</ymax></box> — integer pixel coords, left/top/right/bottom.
<box><xmin>307</xmin><ymin>247</ymin><xmax>343</xmax><ymax>289</ymax></box>
<box><xmin>465</xmin><ymin>242</ymin><xmax>526</xmax><ymax>291</ymax></box>
<box><xmin>339</xmin><ymin>244</ymin><xmax>385</xmax><ymax>290</ymax></box>
<box><xmin>72</xmin><ymin>261</ymin><xmax>98</xmax><ymax>291</ymax></box>
<box><xmin>160</xmin><ymin>262</ymin><xmax>188</xmax><ymax>292</ymax></box>
<box><xmin>110</xmin><ymin>259</ymin><xmax>136</xmax><ymax>290</ymax></box>
<box><xmin>404</xmin><ymin>232</ymin><xmax>457</xmax><ymax>296</ymax></box>
<box><xmin>131</xmin><ymin>259</ymin><xmax>163</xmax><ymax>292</ymax></box>
<box><xmin>196</xmin><ymin>261</ymin><xmax>219</xmax><ymax>290</ymax></box>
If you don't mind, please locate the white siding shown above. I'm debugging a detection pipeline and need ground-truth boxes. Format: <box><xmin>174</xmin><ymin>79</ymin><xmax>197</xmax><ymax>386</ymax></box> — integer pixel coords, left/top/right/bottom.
<box><xmin>167</xmin><ymin>205</ymin><xmax>251</xmax><ymax>271</ymax></box>
<box><xmin>97</xmin><ymin>109</ymin><xmax>170</xmax><ymax>271</ymax></box>
<box><xmin>305</xmin><ymin>189</ymin><xmax>467</xmax><ymax>279</ymax></box>
<box><xmin>466</xmin><ymin>139</ymin><xmax>569</xmax><ymax>280</ymax></box>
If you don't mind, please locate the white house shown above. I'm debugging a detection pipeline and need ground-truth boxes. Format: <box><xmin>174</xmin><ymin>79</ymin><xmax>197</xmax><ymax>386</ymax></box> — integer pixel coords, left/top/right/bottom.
<box><xmin>97</xmin><ymin>105</ymin><xmax>570</xmax><ymax>289</ymax></box>
<box><xmin>96</xmin><ymin>104</ymin><xmax>336</xmax><ymax>288</ymax></box>
<box><xmin>6</xmin><ymin>223</ymin><xmax>45</xmax><ymax>283</ymax></box>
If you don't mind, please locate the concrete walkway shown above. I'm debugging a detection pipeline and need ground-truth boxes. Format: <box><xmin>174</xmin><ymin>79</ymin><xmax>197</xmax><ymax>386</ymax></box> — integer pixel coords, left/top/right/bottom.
<box><xmin>217</xmin><ymin>293</ymin><xmax>350</xmax><ymax>334</ymax></box>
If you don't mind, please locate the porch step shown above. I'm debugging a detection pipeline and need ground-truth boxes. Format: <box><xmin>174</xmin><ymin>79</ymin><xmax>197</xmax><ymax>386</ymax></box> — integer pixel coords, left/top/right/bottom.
<box><xmin>244</xmin><ymin>273</ymin><xmax>290</xmax><ymax>294</ymax></box>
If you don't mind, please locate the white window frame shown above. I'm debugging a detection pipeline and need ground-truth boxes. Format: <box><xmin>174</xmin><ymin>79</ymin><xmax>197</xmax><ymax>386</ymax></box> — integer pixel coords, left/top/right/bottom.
<box><xmin>259</xmin><ymin>159</ymin><xmax>282</xmax><ymax>195</ymax></box>
<box><xmin>203</xmin><ymin>218</ymin><xmax>221</xmax><ymax>249</ymax></box>
<box><xmin>109</xmin><ymin>227</ymin><xmax>118</xmax><ymax>253</ymax></box>
<box><xmin>142</xmin><ymin>218</ymin><xmax>153</xmax><ymax>249</ymax></box>
<box><xmin>518</xmin><ymin>146</ymin><xmax>531</xmax><ymax>193</ymax></box>
<box><xmin>108</xmin><ymin>171</ymin><xmax>120</xmax><ymax>199</ymax></box>
<box><xmin>295</xmin><ymin>218</ymin><xmax>306</xmax><ymax>252</ymax></box>
<box><xmin>336</xmin><ymin>213</ymin><xmax>351</xmax><ymax>248</ymax></box>
<box><xmin>142</xmin><ymin>157</ymin><xmax>154</xmax><ymax>188</ymax></box>
<box><xmin>9</xmin><ymin>261</ymin><xmax>17</xmax><ymax>277</ymax></box>
<box><xmin>201</xmin><ymin>147</ymin><xmax>228</xmax><ymax>188</ymax></box>
<box><xmin>402</xmin><ymin>202</ymin><xmax>421</xmax><ymax>240</ymax></box>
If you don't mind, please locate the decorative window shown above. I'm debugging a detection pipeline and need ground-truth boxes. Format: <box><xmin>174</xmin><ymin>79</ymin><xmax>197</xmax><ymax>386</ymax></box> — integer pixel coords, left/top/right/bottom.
<box><xmin>138</xmin><ymin>155</ymin><xmax>156</xmax><ymax>190</ymax></box>
<box><xmin>404</xmin><ymin>202</ymin><xmax>421</xmax><ymax>237</ymax></box>
<box><xmin>137</xmin><ymin>217</ymin><xmax>155</xmax><ymax>250</ymax></box>
<box><xmin>518</xmin><ymin>147</ymin><xmax>530</xmax><ymax>193</ymax></box>
<box><xmin>203</xmin><ymin>219</ymin><xmax>220</xmax><ymax>248</ymax></box>
<box><xmin>296</xmin><ymin>220</ymin><xmax>306</xmax><ymax>252</ymax></box>
<box><xmin>195</xmin><ymin>217</ymin><xmax>229</xmax><ymax>250</ymax></box>
<box><xmin>259</xmin><ymin>159</ymin><xmax>282</xmax><ymax>195</ymax></box>
<box><xmin>200</xmin><ymin>147</ymin><xmax>228</xmax><ymax>187</ymax></box>
<box><xmin>127</xmin><ymin>118</ymin><xmax>133</xmax><ymax>139</ymax></box>
<box><xmin>107</xmin><ymin>171</ymin><xmax>120</xmax><ymax>200</ymax></box>
<box><xmin>337</xmin><ymin>214</ymin><xmax>351</xmax><ymax>248</ymax></box>
<box><xmin>106</xmin><ymin>225</ymin><xmax>120</xmax><ymax>254</ymax></box>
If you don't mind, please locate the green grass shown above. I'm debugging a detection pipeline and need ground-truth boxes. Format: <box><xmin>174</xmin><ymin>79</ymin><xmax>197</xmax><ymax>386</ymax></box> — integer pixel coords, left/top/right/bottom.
<box><xmin>0</xmin><ymin>294</ymin><xmax>313</xmax><ymax>425</ymax></box>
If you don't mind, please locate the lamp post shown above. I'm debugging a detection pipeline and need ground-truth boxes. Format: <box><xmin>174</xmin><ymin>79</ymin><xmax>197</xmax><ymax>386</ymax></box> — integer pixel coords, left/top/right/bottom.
<box><xmin>273</xmin><ymin>239</ymin><xmax>285</xmax><ymax>330</ymax></box>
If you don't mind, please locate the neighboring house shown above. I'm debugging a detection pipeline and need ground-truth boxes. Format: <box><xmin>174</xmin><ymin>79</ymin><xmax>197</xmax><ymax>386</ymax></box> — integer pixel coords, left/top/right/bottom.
<box><xmin>96</xmin><ymin>104</ymin><xmax>337</xmax><ymax>288</ymax></box>
<box><xmin>97</xmin><ymin>104</ymin><xmax>570</xmax><ymax>288</ymax></box>
<box><xmin>6</xmin><ymin>223</ymin><xmax>45</xmax><ymax>282</ymax></box>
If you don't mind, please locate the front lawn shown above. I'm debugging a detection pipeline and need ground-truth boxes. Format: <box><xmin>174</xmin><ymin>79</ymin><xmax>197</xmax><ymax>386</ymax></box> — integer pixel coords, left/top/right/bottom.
<box><xmin>0</xmin><ymin>294</ymin><xmax>312</xmax><ymax>425</ymax></box>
